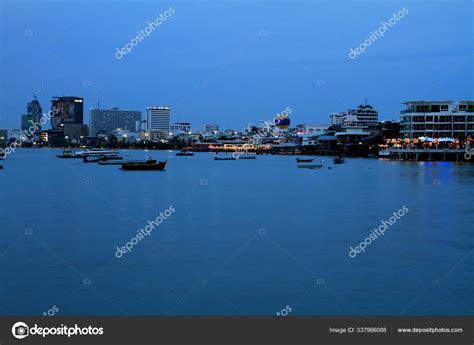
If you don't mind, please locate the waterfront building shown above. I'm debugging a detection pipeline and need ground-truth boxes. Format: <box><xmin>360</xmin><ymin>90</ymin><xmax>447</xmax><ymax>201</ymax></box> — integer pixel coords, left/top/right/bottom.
<box><xmin>64</xmin><ymin>124</ymin><xmax>89</xmax><ymax>139</ymax></box>
<box><xmin>112</xmin><ymin>129</ymin><xmax>140</xmax><ymax>143</ymax></box>
<box><xmin>400</xmin><ymin>100</ymin><xmax>474</xmax><ymax>139</ymax></box>
<box><xmin>296</xmin><ymin>124</ymin><xmax>329</xmax><ymax>135</ymax></box>
<box><xmin>146</xmin><ymin>107</ymin><xmax>170</xmax><ymax>138</ymax></box>
<box><xmin>0</xmin><ymin>129</ymin><xmax>25</xmax><ymax>142</ymax></box>
<box><xmin>170</xmin><ymin>122</ymin><xmax>192</xmax><ymax>133</ymax></box>
<box><xmin>342</xmin><ymin>103</ymin><xmax>379</xmax><ymax>130</ymax></box>
<box><xmin>330</xmin><ymin>102</ymin><xmax>379</xmax><ymax>145</ymax></box>
<box><xmin>90</xmin><ymin>107</ymin><xmax>141</xmax><ymax>136</ymax></box>
<box><xmin>201</xmin><ymin>124</ymin><xmax>219</xmax><ymax>134</ymax></box>
<box><xmin>0</xmin><ymin>129</ymin><xmax>9</xmax><ymax>142</ymax></box>
<box><xmin>330</xmin><ymin>113</ymin><xmax>343</xmax><ymax>126</ymax></box>
<box><xmin>51</xmin><ymin>96</ymin><xmax>84</xmax><ymax>133</ymax></box>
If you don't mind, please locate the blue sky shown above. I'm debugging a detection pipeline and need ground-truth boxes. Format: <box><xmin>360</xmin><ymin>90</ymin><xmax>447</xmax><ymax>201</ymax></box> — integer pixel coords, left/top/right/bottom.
<box><xmin>0</xmin><ymin>0</ymin><xmax>472</xmax><ymax>130</ymax></box>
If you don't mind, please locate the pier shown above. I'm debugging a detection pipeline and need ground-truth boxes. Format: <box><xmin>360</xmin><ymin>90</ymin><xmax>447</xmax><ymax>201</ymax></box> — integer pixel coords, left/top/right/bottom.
<box><xmin>379</xmin><ymin>147</ymin><xmax>469</xmax><ymax>161</ymax></box>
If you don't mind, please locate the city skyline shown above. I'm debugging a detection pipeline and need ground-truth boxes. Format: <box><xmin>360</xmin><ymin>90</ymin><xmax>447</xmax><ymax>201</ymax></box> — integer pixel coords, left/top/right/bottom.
<box><xmin>1</xmin><ymin>0</ymin><xmax>472</xmax><ymax>129</ymax></box>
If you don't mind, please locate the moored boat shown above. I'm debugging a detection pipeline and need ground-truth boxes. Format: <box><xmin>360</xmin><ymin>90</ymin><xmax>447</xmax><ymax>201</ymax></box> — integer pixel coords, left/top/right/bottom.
<box><xmin>83</xmin><ymin>156</ymin><xmax>100</xmax><ymax>163</ymax></box>
<box><xmin>238</xmin><ymin>155</ymin><xmax>256</xmax><ymax>160</ymax></box>
<box><xmin>57</xmin><ymin>149</ymin><xmax>82</xmax><ymax>158</ymax></box>
<box><xmin>333</xmin><ymin>156</ymin><xmax>345</xmax><ymax>164</ymax></box>
<box><xmin>296</xmin><ymin>158</ymin><xmax>314</xmax><ymax>163</ymax></box>
<box><xmin>121</xmin><ymin>160</ymin><xmax>167</xmax><ymax>171</ymax></box>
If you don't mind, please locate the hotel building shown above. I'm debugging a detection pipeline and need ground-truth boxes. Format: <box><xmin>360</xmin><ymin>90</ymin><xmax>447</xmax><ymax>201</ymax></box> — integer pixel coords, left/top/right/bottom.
<box><xmin>146</xmin><ymin>107</ymin><xmax>170</xmax><ymax>137</ymax></box>
<box><xmin>400</xmin><ymin>101</ymin><xmax>474</xmax><ymax>139</ymax></box>
<box><xmin>90</xmin><ymin>107</ymin><xmax>141</xmax><ymax>136</ymax></box>
<box><xmin>50</xmin><ymin>96</ymin><xmax>84</xmax><ymax>133</ymax></box>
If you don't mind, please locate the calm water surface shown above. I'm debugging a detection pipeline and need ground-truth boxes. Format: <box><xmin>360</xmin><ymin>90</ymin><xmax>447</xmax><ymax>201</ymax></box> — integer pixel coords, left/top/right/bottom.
<box><xmin>0</xmin><ymin>149</ymin><xmax>473</xmax><ymax>315</ymax></box>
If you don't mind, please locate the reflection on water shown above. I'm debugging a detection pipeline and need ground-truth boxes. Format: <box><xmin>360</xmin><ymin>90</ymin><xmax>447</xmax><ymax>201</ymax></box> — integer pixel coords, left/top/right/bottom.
<box><xmin>0</xmin><ymin>149</ymin><xmax>473</xmax><ymax>315</ymax></box>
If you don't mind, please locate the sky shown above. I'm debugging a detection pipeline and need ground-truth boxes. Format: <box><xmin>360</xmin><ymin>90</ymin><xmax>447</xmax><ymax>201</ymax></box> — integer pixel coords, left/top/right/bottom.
<box><xmin>0</xmin><ymin>0</ymin><xmax>473</xmax><ymax>131</ymax></box>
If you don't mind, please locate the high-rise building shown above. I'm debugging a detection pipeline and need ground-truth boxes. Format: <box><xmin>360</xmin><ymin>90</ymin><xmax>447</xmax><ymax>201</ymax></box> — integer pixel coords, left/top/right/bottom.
<box><xmin>21</xmin><ymin>115</ymin><xmax>31</xmax><ymax>130</ymax></box>
<box><xmin>201</xmin><ymin>124</ymin><xmax>219</xmax><ymax>134</ymax></box>
<box><xmin>27</xmin><ymin>97</ymin><xmax>43</xmax><ymax>131</ymax></box>
<box><xmin>51</xmin><ymin>96</ymin><xmax>84</xmax><ymax>133</ymax></box>
<box><xmin>400</xmin><ymin>100</ymin><xmax>474</xmax><ymax>139</ymax></box>
<box><xmin>89</xmin><ymin>107</ymin><xmax>141</xmax><ymax>136</ymax></box>
<box><xmin>146</xmin><ymin>107</ymin><xmax>170</xmax><ymax>136</ymax></box>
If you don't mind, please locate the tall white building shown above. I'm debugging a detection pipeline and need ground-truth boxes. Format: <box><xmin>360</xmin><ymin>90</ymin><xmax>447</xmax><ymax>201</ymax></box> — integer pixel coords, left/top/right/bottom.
<box><xmin>146</xmin><ymin>107</ymin><xmax>170</xmax><ymax>136</ymax></box>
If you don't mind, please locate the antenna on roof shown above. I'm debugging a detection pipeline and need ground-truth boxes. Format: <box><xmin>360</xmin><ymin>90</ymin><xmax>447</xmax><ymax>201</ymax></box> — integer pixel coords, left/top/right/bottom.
<box><xmin>97</xmin><ymin>101</ymin><xmax>100</xmax><ymax>110</ymax></box>
<box><xmin>365</xmin><ymin>98</ymin><xmax>368</xmax><ymax>105</ymax></box>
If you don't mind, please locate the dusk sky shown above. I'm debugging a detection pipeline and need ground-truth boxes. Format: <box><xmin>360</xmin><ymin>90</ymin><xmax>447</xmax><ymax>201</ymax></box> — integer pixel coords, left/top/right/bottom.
<box><xmin>0</xmin><ymin>0</ymin><xmax>472</xmax><ymax>130</ymax></box>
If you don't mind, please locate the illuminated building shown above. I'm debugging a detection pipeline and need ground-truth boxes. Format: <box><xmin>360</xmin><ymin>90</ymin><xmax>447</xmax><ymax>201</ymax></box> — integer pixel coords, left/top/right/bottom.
<box><xmin>400</xmin><ymin>101</ymin><xmax>474</xmax><ymax>139</ymax></box>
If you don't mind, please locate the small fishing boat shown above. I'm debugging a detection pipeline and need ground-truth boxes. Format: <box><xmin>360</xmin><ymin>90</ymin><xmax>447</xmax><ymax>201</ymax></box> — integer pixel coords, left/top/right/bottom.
<box><xmin>296</xmin><ymin>158</ymin><xmax>314</xmax><ymax>163</ymax></box>
<box><xmin>238</xmin><ymin>155</ymin><xmax>256</xmax><ymax>160</ymax></box>
<box><xmin>333</xmin><ymin>156</ymin><xmax>345</xmax><ymax>164</ymax></box>
<box><xmin>297</xmin><ymin>164</ymin><xmax>323</xmax><ymax>169</ymax></box>
<box><xmin>57</xmin><ymin>149</ymin><xmax>82</xmax><ymax>158</ymax></box>
<box><xmin>121</xmin><ymin>160</ymin><xmax>167</xmax><ymax>171</ymax></box>
<box><xmin>0</xmin><ymin>152</ymin><xmax>5</xmax><ymax>160</ymax></box>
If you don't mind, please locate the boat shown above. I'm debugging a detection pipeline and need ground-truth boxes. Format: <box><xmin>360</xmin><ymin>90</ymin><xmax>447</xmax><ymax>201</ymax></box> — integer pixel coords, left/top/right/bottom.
<box><xmin>333</xmin><ymin>156</ymin><xmax>345</xmax><ymax>164</ymax></box>
<box><xmin>76</xmin><ymin>148</ymin><xmax>120</xmax><ymax>157</ymax></box>
<box><xmin>238</xmin><ymin>155</ymin><xmax>256</xmax><ymax>160</ymax></box>
<box><xmin>296</xmin><ymin>158</ymin><xmax>314</xmax><ymax>163</ymax></box>
<box><xmin>121</xmin><ymin>160</ymin><xmax>167</xmax><ymax>171</ymax></box>
<box><xmin>83</xmin><ymin>154</ymin><xmax>123</xmax><ymax>163</ymax></box>
<box><xmin>214</xmin><ymin>157</ymin><xmax>236</xmax><ymax>160</ymax></box>
<box><xmin>297</xmin><ymin>164</ymin><xmax>323</xmax><ymax>169</ymax></box>
<box><xmin>83</xmin><ymin>156</ymin><xmax>100</xmax><ymax>163</ymax></box>
<box><xmin>0</xmin><ymin>151</ymin><xmax>5</xmax><ymax>160</ymax></box>
<box><xmin>57</xmin><ymin>149</ymin><xmax>82</xmax><ymax>158</ymax></box>
<box><xmin>100</xmin><ymin>159</ymin><xmax>157</xmax><ymax>166</ymax></box>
